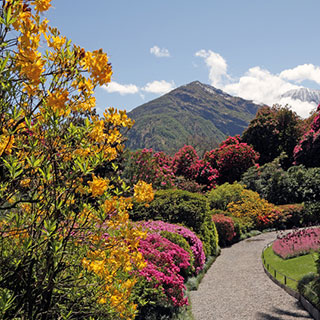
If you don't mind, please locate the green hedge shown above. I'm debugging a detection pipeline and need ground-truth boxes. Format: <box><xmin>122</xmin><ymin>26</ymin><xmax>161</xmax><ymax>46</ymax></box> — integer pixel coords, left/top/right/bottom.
<box><xmin>130</xmin><ymin>189</ymin><xmax>219</xmax><ymax>257</ymax></box>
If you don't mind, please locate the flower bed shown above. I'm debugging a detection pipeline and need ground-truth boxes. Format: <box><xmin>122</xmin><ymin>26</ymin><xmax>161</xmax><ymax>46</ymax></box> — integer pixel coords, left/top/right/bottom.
<box><xmin>273</xmin><ymin>228</ymin><xmax>320</xmax><ymax>259</ymax></box>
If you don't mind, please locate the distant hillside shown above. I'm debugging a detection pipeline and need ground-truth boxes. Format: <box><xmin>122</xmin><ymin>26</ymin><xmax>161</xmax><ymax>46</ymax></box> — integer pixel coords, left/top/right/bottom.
<box><xmin>126</xmin><ymin>81</ymin><xmax>263</xmax><ymax>155</ymax></box>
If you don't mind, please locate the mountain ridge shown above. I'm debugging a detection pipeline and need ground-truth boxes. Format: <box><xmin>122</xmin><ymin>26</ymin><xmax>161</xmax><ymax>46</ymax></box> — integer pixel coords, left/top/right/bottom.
<box><xmin>126</xmin><ymin>81</ymin><xmax>263</xmax><ymax>154</ymax></box>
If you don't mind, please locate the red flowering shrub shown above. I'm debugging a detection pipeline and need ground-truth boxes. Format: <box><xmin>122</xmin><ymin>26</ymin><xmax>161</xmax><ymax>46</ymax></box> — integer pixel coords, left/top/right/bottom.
<box><xmin>124</xmin><ymin>148</ymin><xmax>175</xmax><ymax>189</ymax></box>
<box><xmin>211</xmin><ymin>214</ymin><xmax>235</xmax><ymax>246</ymax></box>
<box><xmin>203</xmin><ymin>135</ymin><xmax>259</xmax><ymax>184</ymax></box>
<box><xmin>273</xmin><ymin>228</ymin><xmax>320</xmax><ymax>259</ymax></box>
<box><xmin>172</xmin><ymin>145</ymin><xmax>200</xmax><ymax>180</ymax></box>
<box><xmin>138</xmin><ymin>234</ymin><xmax>190</xmax><ymax>307</ymax></box>
<box><xmin>196</xmin><ymin>154</ymin><xmax>219</xmax><ymax>190</ymax></box>
<box><xmin>294</xmin><ymin>104</ymin><xmax>320</xmax><ymax>167</ymax></box>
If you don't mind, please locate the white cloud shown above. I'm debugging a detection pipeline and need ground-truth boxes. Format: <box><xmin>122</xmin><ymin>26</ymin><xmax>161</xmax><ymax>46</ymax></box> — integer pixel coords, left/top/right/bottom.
<box><xmin>150</xmin><ymin>45</ymin><xmax>170</xmax><ymax>58</ymax></box>
<box><xmin>142</xmin><ymin>80</ymin><xmax>175</xmax><ymax>94</ymax></box>
<box><xmin>195</xmin><ymin>49</ymin><xmax>228</xmax><ymax>87</ymax></box>
<box><xmin>102</xmin><ymin>81</ymin><xmax>139</xmax><ymax>95</ymax></box>
<box><xmin>223</xmin><ymin>66</ymin><xmax>299</xmax><ymax>106</ymax></box>
<box><xmin>280</xmin><ymin>64</ymin><xmax>320</xmax><ymax>84</ymax></box>
<box><xmin>196</xmin><ymin>49</ymin><xmax>319</xmax><ymax>118</ymax></box>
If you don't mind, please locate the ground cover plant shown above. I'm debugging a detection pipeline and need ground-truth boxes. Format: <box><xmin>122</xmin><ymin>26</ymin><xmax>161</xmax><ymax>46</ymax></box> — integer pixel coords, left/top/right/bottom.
<box><xmin>273</xmin><ymin>228</ymin><xmax>320</xmax><ymax>259</ymax></box>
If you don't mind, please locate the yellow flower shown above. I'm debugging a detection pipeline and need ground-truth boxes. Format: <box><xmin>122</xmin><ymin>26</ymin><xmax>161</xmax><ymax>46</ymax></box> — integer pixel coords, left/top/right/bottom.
<box><xmin>31</xmin><ymin>0</ymin><xmax>52</xmax><ymax>12</ymax></box>
<box><xmin>46</xmin><ymin>88</ymin><xmax>69</xmax><ymax>116</ymax></box>
<box><xmin>133</xmin><ymin>180</ymin><xmax>154</xmax><ymax>203</ymax></box>
<box><xmin>88</xmin><ymin>175</ymin><xmax>109</xmax><ymax>197</ymax></box>
<box><xmin>0</xmin><ymin>133</ymin><xmax>14</xmax><ymax>155</ymax></box>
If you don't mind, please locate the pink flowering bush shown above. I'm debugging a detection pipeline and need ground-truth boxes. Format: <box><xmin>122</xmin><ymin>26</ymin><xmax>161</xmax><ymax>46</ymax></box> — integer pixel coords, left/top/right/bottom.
<box><xmin>124</xmin><ymin>148</ymin><xmax>175</xmax><ymax>189</ymax></box>
<box><xmin>139</xmin><ymin>220</ymin><xmax>206</xmax><ymax>274</ymax></box>
<box><xmin>273</xmin><ymin>228</ymin><xmax>320</xmax><ymax>259</ymax></box>
<box><xmin>294</xmin><ymin>104</ymin><xmax>320</xmax><ymax>167</ymax></box>
<box><xmin>138</xmin><ymin>234</ymin><xmax>190</xmax><ymax>307</ymax></box>
<box><xmin>172</xmin><ymin>145</ymin><xmax>201</xmax><ymax>180</ymax></box>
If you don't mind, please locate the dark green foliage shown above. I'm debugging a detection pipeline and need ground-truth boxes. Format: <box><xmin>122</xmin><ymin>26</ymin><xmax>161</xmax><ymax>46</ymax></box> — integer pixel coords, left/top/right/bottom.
<box><xmin>160</xmin><ymin>231</ymin><xmax>195</xmax><ymax>277</ymax></box>
<box><xmin>126</xmin><ymin>81</ymin><xmax>260</xmax><ymax>155</ymax></box>
<box><xmin>241</xmin><ymin>159</ymin><xmax>320</xmax><ymax>205</ymax></box>
<box><xmin>207</xmin><ymin>182</ymin><xmax>245</xmax><ymax>211</ymax></box>
<box><xmin>298</xmin><ymin>273</ymin><xmax>319</xmax><ymax>309</ymax></box>
<box><xmin>130</xmin><ymin>189</ymin><xmax>218</xmax><ymax>257</ymax></box>
<box><xmin>242</xmin><ymin>105</ymin><xmax>303</xmax><ymax>166</ymax></box>
<box><xmin>303</xmin><ymin>202</ymin><xmax>320</xmax><ymax>225</ymax></box>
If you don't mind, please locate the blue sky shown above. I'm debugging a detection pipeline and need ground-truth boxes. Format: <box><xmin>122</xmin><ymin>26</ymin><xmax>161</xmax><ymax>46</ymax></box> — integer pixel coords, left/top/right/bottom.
<box><xmin>47</xmin><ymin>0</ymin><xmax>320</xmax><ymax>117</ymax></box>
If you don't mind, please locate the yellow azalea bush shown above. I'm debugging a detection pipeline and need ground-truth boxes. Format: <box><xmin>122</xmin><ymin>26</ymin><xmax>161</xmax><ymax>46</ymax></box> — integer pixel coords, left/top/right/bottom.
<box><xmin>226</xmin><ymin>189</ymin><xmax>282</xmax><ymax>229</ymax></box>
<box><xmin>0</xmin><ymin>1</ymin><xmax>153</xmax><ymax>319</ymax></box>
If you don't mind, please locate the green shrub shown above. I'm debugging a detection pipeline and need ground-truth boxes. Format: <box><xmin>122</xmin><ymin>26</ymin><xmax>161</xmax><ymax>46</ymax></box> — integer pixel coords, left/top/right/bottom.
<box><xmin>130</xmin><ymin>189</ymin><xmax>218</xmax><ymax>257</ymax></box>
<box><xmin>276</xmin><ymin>203</ymin><xmax>305</xmax><ymax>227</ymax></box>
<box><xmin>297</xmin><ymin>273</ymin><xmax>319</xmax><ymax>309</ymax></box>
<box><xmin>303</xmin><ymin>202</ymin><xmax>320</xmax><ymax>225</ymax></box>
<box><xmin>207</xmin><ymin>182</ymin><xmax>245</xmax><ymax>211</ymax></box>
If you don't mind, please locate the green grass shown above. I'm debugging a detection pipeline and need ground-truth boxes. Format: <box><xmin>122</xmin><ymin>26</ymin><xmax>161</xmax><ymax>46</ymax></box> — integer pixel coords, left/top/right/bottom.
<box><xmin>262</xmin><ymin>245</ymin><xmax>317</xmax><ymax>290</ymax></box>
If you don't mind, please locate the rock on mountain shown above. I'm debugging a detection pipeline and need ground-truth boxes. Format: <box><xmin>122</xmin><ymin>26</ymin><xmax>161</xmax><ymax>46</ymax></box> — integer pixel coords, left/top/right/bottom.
<box><xmin>126</xmin><ymin>81</ymin><xmax>263</xmax><ymax>154</ymax></box>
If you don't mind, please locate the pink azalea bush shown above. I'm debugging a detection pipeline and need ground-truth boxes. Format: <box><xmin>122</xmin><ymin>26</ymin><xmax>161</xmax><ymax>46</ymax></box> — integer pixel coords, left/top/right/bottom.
<box><xmin>138</xmin><ymin>233</ymin><xmax>190</xmax><ymax>307</ymax></box>
<box><xmin>172</xmin><ymin>145</ymin><xmax>201</xmax><ymax>180</ymax></box>
<box><xmin>139</xmin><ymin>220</ymin><xmax>206</xmax><ymax>274</ymax></box>
<box><xmin>294</xmin><ymin>104</ymin><xmax>320</xmax><ymax>167</ymax></box>
<box><xmin>273</xmin><ymin>228</ymin><xmax>320</xmax><ymax>259</ymax></box>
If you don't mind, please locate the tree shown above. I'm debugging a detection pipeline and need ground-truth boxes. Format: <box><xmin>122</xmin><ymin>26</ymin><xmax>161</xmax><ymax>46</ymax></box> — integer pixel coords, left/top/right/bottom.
<box><xmin>242</xmin><ymin>105</ymin><xmax>303</xmax><ymax>166</ymax></box>
<box><xmin>0</xmin><ymin>1</ymin><xmax>151</xmax><ymax>319</ymax></box>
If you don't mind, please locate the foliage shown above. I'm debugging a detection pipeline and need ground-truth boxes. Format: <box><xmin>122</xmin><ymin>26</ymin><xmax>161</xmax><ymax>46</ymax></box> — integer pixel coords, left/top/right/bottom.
<box><xmin>0</xmin><ymin>1</ymin><xmax>153</xmax><ymax>319</ymax></box>
<box><xmin>202</xmin><ymin>135</ymin><xmax>259</xmax><ymax>184</ymax></box>
<box><xmin>276</xmin><ymin>203</ymin><xmax>305</xmax><ymax>228</ymax></box>
<box><xmin>207</xmin><ymin>182</ymin><xmax>246</xmax><ymax>211</ymax></box>
<box><xmin>123</xmin><ymin>148</ymin><xmax>175</xmax><ymax>190</ymax></box>
<box><xmin>241</xmin><ymin>158</ymin><xmax>320</xmax><ymax>205</ymax></box>
<box><xmin>139</xmin><ymin>220</ymin><xmax>205</xmax><ymax>274</ymax></box>
<box><xmin>130</xmin><ymin>189</ymin><xmax>219</xmax><ymax>257</ymax></box>
<box><xmin>174</xmin><ymin>176</ymin><xmax>205</xmax><ymax>193</ymax></box>
<box><xmin>294</xmin><ymin>104</ymin><xmax>320</xmax><ymax>167</ymax></box>
<box><xmin>242</xmin><ymin>105</ymin><xmax>303</xmax><ymax>166</ymax></box>
<box><xmin>211</xmin><ymin>214</ymin><xmax>235</xmax><ymax>246</ymax></box>
<box><xmin>273</xmin><ymin>228</ymin><xmax>320</xmax><ymax>259</ymax></box>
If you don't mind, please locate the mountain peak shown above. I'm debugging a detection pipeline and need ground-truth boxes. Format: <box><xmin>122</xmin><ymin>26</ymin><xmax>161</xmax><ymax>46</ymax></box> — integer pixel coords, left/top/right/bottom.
<box><xmin>281</xmin><ymin>87</ymin><xmax>320</xmax><ymax>105</ymax></box>
<box><xmin>126</xmin><ymin>81</ymin><xmax>262</xmax><ymax>154</ymax></box>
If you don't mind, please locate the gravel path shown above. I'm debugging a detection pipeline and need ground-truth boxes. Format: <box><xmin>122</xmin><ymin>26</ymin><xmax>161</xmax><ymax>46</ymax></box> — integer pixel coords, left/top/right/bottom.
<box><xmin>190</xmin><ymin>232</ymin><xmax>313</xmax><ymax>320</ymax></box>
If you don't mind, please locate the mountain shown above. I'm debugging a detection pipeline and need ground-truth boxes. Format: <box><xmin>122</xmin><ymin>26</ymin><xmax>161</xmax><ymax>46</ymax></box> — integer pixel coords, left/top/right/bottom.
<box><xmin>126</xmin><ymin>81</ymin><xmax>262</xmax><ymax>154</ymax></box>
<box><xmin>281</xmin><ymin>88</ymin><xmax>320</xmax><ymax>105</ymax></box>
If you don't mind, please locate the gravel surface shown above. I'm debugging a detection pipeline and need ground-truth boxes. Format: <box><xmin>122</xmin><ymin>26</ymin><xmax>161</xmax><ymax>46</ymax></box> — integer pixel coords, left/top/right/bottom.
<box><xmin>190</xmin><ymin>232</ymin><xmax>313</xmax><ymax>320</ymax></box>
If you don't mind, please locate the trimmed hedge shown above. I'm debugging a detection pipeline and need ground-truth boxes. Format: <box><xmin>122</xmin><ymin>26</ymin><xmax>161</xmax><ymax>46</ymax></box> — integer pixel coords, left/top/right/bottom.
<box><xmin>130</xmin><ymin>189</ymin><xmax>219</xmax><ymax>257</ymax></box>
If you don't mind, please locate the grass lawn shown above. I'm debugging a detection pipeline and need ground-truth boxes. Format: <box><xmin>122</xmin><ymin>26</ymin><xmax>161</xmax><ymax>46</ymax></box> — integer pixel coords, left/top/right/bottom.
<box><xmin>262</xmin><ymin>245</ymin><xmax>317</xmax><ymax>290</ymax></box>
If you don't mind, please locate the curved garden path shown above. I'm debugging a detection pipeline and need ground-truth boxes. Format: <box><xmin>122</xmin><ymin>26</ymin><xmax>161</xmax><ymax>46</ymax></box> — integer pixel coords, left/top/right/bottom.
<box><xmin>190</xmin><ymin>231</ymin><xmax>313</xmax><ymax>320</ymax></box>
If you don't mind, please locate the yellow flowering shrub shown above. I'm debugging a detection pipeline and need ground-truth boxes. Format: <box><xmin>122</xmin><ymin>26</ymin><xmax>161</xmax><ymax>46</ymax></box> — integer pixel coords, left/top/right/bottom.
<box><xmin>0</xmin><ymin>1</ymin><xmax>153</xmax><ymax>319</ymax></box>
<box><xmin>226</xmin><ymin>189</ymin><xmax>281</xmax><ymax>229</ymax></box>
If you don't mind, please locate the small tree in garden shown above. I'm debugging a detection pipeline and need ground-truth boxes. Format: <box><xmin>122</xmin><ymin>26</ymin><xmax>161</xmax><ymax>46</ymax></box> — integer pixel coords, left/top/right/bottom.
<box><xmin>242</xmin><ymin>105</ymin><xmax>303</xmax><ymax>166</ymax></box>
<box><xmin>293</xmin><ymin>104</ymin><xmax>320</xmax><ymax>167</ymax></box>
<box><xmin>0</xmin><ymin>1</ymin><xmax>152</xmax><ymax>319</ymax></box>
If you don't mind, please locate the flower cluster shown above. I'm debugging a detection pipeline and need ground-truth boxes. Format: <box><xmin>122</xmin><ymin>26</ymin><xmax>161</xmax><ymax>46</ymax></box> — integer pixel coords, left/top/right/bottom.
<box><xmin>273</xmin><ymin>228</ymin><xmax>320</xmax><ymax>259</ymax></box>
<box><xmin>137</xmin><ymin>234</ymin><xmax>190</xmax><ymax>307</ymax></box>
<box><xmin>139</xmin><ymin>220</ymin><xmax>205</xmax><ymax>273</ymax></box>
